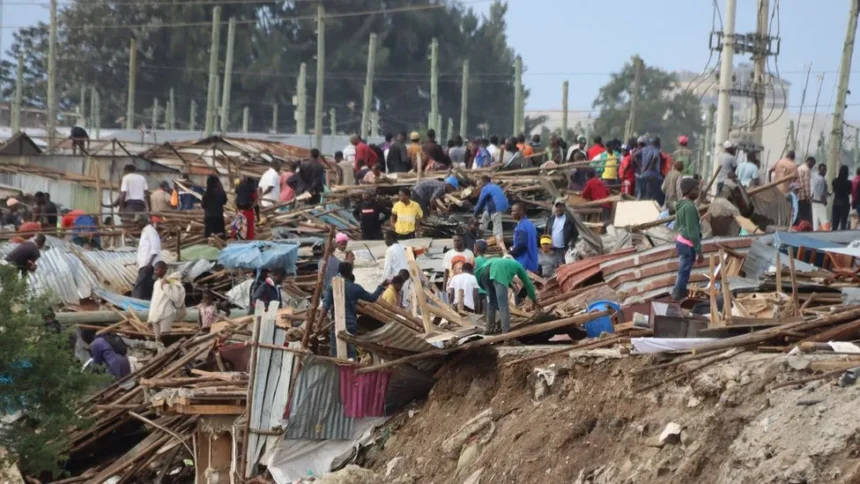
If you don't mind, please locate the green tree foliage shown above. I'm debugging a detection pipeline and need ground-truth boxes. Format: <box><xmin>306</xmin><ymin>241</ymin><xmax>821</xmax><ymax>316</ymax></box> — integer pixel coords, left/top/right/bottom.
<box><xmin>0</xmin><ymin>266</ymin><xmax>101</xmax><ymax>475</ymax></box>
<box><xmin>0</xmin><ymin>0</ymin><xmax>521</xmax><ymax>137</ymax></box>
<box><xmin>591</xmin><ymin>57</ymin><xmax>704</xmax><ymax>153</ymax></box>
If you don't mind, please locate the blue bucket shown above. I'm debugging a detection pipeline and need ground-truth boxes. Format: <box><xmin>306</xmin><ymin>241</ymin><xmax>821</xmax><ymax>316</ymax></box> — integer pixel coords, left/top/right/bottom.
<box><xmin>584</xmin><ymin>300</ymin><xmax>621</xmax><ymax>338</ymax></box>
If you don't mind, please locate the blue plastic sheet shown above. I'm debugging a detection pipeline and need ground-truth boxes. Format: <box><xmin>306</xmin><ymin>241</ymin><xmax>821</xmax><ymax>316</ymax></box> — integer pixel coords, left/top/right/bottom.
<box><xmin>92</xmin><ymin>287</ymin><xmax>151</xmax><ymax>312</ymax></box>
<box><xmin>217</xmin><ymin>241</ymin><xmax>299</xmax><ymax>274</ymax></box>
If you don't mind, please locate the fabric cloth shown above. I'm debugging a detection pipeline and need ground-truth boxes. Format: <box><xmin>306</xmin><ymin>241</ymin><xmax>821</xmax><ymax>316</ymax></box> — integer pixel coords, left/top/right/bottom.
<box><xmin>120</xmin><ymin>173</ymin><xmax>148</xmax><ymax>202</ymax></box>
<box><xmin>812</xmin><ymin>174</ymin><xmax>828</xmax><ymax>203</ymax></box>
<box><xmin>90</xmin><ymin>336</ymin><xmax>130</xmax><ymax>379</ymax></box>
<box><xmin>353</xmin><ymin>142</ymin><xmax>379</xmax><ymax>170</ymax></box>
<box><xmin>443</xmin><ymin>249</ymin><xmax>475</xmax><ymax>277</ymax></box>
<box><xmin>833</xmin><ymin>176</ymin><xmax>852</xmax><ymax>208</ymax></box>
<box><xmin>475</xmin><ymin>257</ymin><xmax>537</xmax><ymax>302</ymax></box>
<box><xmin>380</xmin><ymin>285</ymin><xmax>399</xmax><ymax>306</ymax></box>
<box><xmin>674</xmin><ymin>199</ymin><xmax>701</xmax><ymax>253</ymax></box>
<box><xmin>487</xmin><ymin>144</ymin><xmax>500</xmax><ymax>164</ymax></box>
<box><xmin>511</xmin><ymin>218</ymin><xmax>539</xmax><ymax>272</ymax></box>
<box><xmin>832</xmin><ymin>203</ymin><xmax>850</xmax><ymax>231</ymax></box>
<box><xmin>198</xmin><ymin>303</ymin><xmax>217</xmax><ymax>329</ymax></box>
<box><xmin>662</xmin><ymin>169</ymin><xmax>683</xmax><ymax>209</ymax></box>
<box><xmin>549</xmin><ymin>213</ymin><xmax>566</xmax><ymax>248</ymax></box>
<box><xmin>412</xmin><ymin>180</ymin><xmax>447</xmax><ymax>212</ymax></box>
<box><xmin>337</xmin><ymin>161</ymin><xmax>356</xmax><ymax>186</ymax></box>
<box><xmin>387</xmin><ymin>140</ymin><xmax>410</xmax><ymax>173</ymax></box>
<box><xmin>132</xmin><ymin>265</ymin><xmax>155</xmax><ymax>300</ymax></box>
<box><xmin>582</xmin><ymin>177</ymin><xmax>611</xmax><ymax>209</ymax></box>
<box><xmin>797</xmin><ymin>164</ymin><xmax>812</xmax><ymax>201</ymax></box>
<box><xmin>352</xmin><ymin>200</ymin><xmax>390</xmax><ymax>240</ymax></box>
<box><xmin>202</xmin><ymin>188</ymin><xmax>227</xmax><ymax>217</ymax></box>
<box><xmin>236</xmin><ymin>209</ymin><xmax>256</xmax><ymax>240</ymax></box>
<box><xmin>4</xmin><ymin>240</ymin><xmax>40</xmax><ymax>273</ymax></box>
<box><xmin>204</xmin><ymin>215</ymin><xmax>226</xmax><ymax>237</ymax></box>
<box><xmin>148</xmin><ymin>273</ymin><xmax>186</xmax><ymax>334</ymax></box>
<box><xmin>472</xmin><ymin>147</ymin><xmax>492</xmax><ymax>168</ymax></box>
<box><xmin>481</xmin><ymin>270</ymin><xmax>511</xmax><ymax>333</ymax></box>
<box><xmin>480</xmin><ymin>210</ymin><xmax>504</xmax><ymax>243</ymax></box>
<box><xmin>150</xmin><ymin>189</ymin><xmax>172</xmax><ymax>213</ymax></box>
<box><xmin>772</xmin><ymin>158</ymin><xmax>798</xmax><ymax>193</ymax></box>
<box><xmin>735</xmin><ymin>161</ymin><xmax>759</xmax><ymax>187</ymax></box>
<box><xmin>473</xmin><ymin>183</ymin><xmax>509</xmax><ymax>216</ymax></box>
<box><xmin>279</xmin><ymin>172</ymin><xmax>296</xmax><ymax>203</ymax></box>
<box><xmin>259</xmin><ymin>168</ymin><xmax>281</xmax><ymax>207</ymax></box>
<box><xmin>137</xmin><ymin>224</ymin><xmax>161</xmax><ymax>269</ymax></box>
<box><xmin>587</xmin><ymin>144</ymin><xmax>606</xmax><ymax>161</ymax></box>
<box><xmin>448</xmin><ymin>272</ymin><xmax>478</xmax><ymax>310</ymax></box>
<box><xmin>391</xmin><ymin>201</ymin><xmax>423</xmax><ymax>235</ymax></box>
<box><xmin>716</xmin><ymin>152</ymin><xmax>737</xmax><ymax>183</ymax></box>
<box><xmin>813</xmin><ymin>201</ymin><xmax>830</xmax><ymax>230</ymax></box>
<box><xmin>381</xmin><ymin>243</ymin><xmax>408</xmax><ymax>283</ymax></box>
<box><xmin>252</xmin><ymin>277</ymin><xmax>283</xmax><ymax>308</ymax></box>
<box><xmin>672</xmin><ymin>242</ymin><xmax>696</xmax><ymax>300</ymax></box>
<box><xmin>538</xmin><ymin>251</ymin><xmax>561</xmax><ymax>278</ymax></box>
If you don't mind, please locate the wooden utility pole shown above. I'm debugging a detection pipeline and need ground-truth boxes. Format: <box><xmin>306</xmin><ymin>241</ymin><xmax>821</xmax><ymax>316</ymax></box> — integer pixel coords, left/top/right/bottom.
<box><xmin>214</xmin><ymin>75</ymin><xmax>221</xmax><ymax>132</ymax></box>
<box><xmin>152</xmin><ymin>98</ymin><xmax>159</xmax><ymax>129</ymax></box>
<box><xmin>794</xmin><ymin>64</ymin><xmax>812</xmax><ymax>152</ymax></box>
<box><xmin>361</xmin><ymin>33</ymin><xmax>377</xmax><ymax>138</ymax></box>
<box><xmin>204</xmin><ymin>6</ymin><xmax>222</xmax><ymax>137</ymax></box>
<box><xmin>11</xmin><ymin>54</ymin><xmax>22</xmax><ymax>133</ymax></box>
<box><xmin>329</xmin><ymin>107</ymin><xmax>336</xmax><ymax>135</ymax></box>
<box><xmin>430</xmin><ymin>38</ymin><xmax>439</xmax><ymax>134</ymax></box>
<box><xmin>314</xmin><ymin>3</ymin><xmax>325</xmax><ymax>149</ymax></box>
<box><xmin>561</xmin><ymin>80</ymin><xmax>569</xmax><ymax>138</ymax></box>
<box><xmin>47</xmin><ymin>0</ymin><xmax>57</xmax><ymax>146</ymax></box>
<box><xmin>295</xmin><ymin>62</ymin><xmax>307</xmax><ymax>135</ymax></box>
<box><xmin>513</xmin><ymin>55</ymin><xmax>522</xmax><ymax>135</ymax></box>
<box><xmin>271</xmin><ymin>104</ymin><xmax>278</xmax><ymax>134</ymax></box>
<box><xmin>220</xmin><ymin>16</ymin><xmax>236</xmax><ymax>133</ymax></box>
<box><xmin>242</xmin><ymin>107</ymin><xmax>249</xmax><ymax>133</ymax></box>
<box><xmin>168</xmin><ymin>88</ymin><xmax>176</xmax><ymax>130</ymax></box>
<box><xmin>713</xmin><ymin>0</ymin><xmax>738</xmax><ymax>181</ymax></box>
<box><xmin>624</xmin><ymin>56</ymin><xmax>643</xmax><ymax>142</ymax></box>
<box><xmin>126</xmin><ymin>38</ymin><xmax>138</xmax><ymax>130</ymax></box>
<box><xmin>751</xmin><ymin>0</ymin><xmax>769</xmax><ymax>146</ymax></box>
<box><xmin>371</xmin><ymin>111</ymin><xmax>380</xmax><ymax>138</ymax></box>
<box><xmin>190</xmin><ymin>100</ymin><xmax>197</xmax><ymax>132</ymax></box>
<box><xmin>460</xmin><ymin>59</ymin><xmax>469</xmax><ymax>137</ymax></box>
<box><xmin>828</xmin><ymin>0</ymin><xmax>860</xmax><ymax>181</ymax></box>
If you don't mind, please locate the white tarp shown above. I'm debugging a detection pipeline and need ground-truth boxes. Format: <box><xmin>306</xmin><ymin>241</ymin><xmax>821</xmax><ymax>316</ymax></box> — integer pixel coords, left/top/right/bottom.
<box><xmin>631</xmin><ymin>337</ymin><xmax>720</xmax><ymax>354</ymax></box>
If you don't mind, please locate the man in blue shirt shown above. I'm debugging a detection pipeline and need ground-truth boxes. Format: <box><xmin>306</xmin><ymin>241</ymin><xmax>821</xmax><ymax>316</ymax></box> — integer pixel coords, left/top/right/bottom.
<box><xmin>509</xmin><ymin>202</ymin><xmax>538</xmax><ymax>272</ymax></box>
<box><xmin>323</xmin><ymin>262</ymin><xmax>388</xmax><ymax>359</ymax></box>
<box><xmin>637</xmin><ymin>137</ymin><xmax>665</xmax><ymax>203</ymax></box>
<box><xmin>473</xmin><ymin>175</ymin><xmax>509</xmax><ymax>243</ymax></box>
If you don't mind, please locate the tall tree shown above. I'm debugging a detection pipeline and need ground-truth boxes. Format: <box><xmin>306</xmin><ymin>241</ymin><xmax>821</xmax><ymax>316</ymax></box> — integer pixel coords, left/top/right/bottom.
<box><xmin>0</xmin><ymin>0</ymin><xmax>523</xmax><ymax>136</ymax></box>
<box><xmin>592</xmin><ymin>57</ymin><xmax>704</xmax><ymax>153</ymax></box>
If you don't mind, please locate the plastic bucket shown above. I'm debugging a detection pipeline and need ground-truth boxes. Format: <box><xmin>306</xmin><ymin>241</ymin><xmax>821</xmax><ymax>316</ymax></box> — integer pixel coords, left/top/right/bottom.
<box><xmin>584</xmin><ymin>300</ymin><xmax>621</xmax><ymax>338</ymax></box>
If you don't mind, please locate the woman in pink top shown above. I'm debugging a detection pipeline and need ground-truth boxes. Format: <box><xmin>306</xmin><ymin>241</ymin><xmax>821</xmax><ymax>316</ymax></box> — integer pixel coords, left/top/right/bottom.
<box><xmin>279</xmin><ymin>161</ymin><xmax>296</xmax><ymax>203</ymax></box>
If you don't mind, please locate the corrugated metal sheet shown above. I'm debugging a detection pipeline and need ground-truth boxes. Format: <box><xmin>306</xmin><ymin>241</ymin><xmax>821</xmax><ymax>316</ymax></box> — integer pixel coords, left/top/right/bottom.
<box><xmin>175</xmin><ymin>259</ymin><xmax>215</xmax><ymax>282</ymax></box>
<box><xmin>0</xmin><ymin>237</ymin><xmax>137</xmax><ymax>305</ymax></box>
<box><xmin>350</xmin><ymin>322</ymin><xmax>436</xmax><ymax>354</ymax></box>
<box><xmin>555</xmin><ymin>249</ymin><xmax>634</xmax><ymax>293</ymax></box>
<box><xmin>339</xmin><ymin>366</ymin><xmax>389</xmax><ymax>419</ymax></box>
<box><xmin>285</xmin><ymin>357</ymin><xmax>355</xmax><ymax>440</ymax></box>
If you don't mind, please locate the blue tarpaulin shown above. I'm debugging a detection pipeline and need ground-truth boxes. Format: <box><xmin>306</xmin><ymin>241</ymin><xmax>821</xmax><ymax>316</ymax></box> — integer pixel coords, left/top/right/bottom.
<box><xmin>218</xmin><ymin>241</ymin><xmax>299</xmax><ymax>274</ymax></box>
<box><xmin>92</xmin><ymin>287</ymin><xmax>151</xmax><ymax>312</ymax></box>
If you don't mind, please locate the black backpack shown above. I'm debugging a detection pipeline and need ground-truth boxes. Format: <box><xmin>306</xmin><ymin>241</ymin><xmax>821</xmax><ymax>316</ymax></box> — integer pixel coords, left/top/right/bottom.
<box><xmin>102</xmin><ymin>333</ymin><xmax>128</xmax><ymax>356</ymax></box>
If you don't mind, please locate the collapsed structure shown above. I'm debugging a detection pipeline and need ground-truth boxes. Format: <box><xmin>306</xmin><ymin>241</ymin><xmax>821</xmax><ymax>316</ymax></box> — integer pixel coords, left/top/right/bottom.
<box><xmin>1</xmin><ymin>133</ymin><xmax>860</xmax><ymax>483</ymax></box>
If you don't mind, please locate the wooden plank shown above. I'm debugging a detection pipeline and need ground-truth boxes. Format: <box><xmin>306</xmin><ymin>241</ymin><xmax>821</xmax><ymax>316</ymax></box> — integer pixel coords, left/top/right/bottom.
<box><xmin>788</xmin><ymin>246</ymin><xmax>799</xmax><ymax>316</ymax></box>
<box><xmin>246</xmin><ymin>301</ymin><xmax>278</xmax><ymax>477</ymax></box>
<box><xmin>720</xmin><ymin>250</ymin><xmax>732</xmax><ymax>325</ymax></box>
<box><xmin>709</xmin><ymin>255</ymin><xmax>719</xmax><ymax>327</ymax></box>
<box><xmin>406</xmin><ymin>248</ymin><xmax>433</xmax><ymax>333</ymax></box>
<box><xmin>173</xmin><ymin>404</ymin><xmax>244</xmax><ymax>415</ymax></box>
<box><xmin>333</xmin><ymin>276</ymin><xmax>349</xmax><ymax>359</ymax></box>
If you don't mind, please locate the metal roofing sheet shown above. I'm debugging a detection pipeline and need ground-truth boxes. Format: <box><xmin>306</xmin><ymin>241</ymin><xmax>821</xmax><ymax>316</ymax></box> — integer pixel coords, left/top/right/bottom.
<box><xmin>285</xmin><ymin>357</ymin><xmax>355</xmax><ymax>440</ymax></box>
<box><xmin>339</xmin><ymin>366</ymin><xmax>389</xmax><ymax>419</ymax></box>
<box><xmin>350</xmin><ymin>322</ymin><xmax>436</xmax><ymax>354</ymax></box>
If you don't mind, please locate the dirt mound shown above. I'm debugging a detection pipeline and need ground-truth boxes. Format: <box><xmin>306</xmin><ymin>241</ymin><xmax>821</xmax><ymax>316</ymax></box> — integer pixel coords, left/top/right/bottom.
<box><xmin>363</xmin><ymin>349</ymin><xmax>860</xmax><ymax>484</ymax></box>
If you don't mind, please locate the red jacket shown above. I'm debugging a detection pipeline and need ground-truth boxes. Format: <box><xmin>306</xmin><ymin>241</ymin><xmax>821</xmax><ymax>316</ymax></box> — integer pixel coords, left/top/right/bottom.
<box><xmin>582</xmin><ymin>177</ymin><xmax>611</xmax><ymax>209</ymax></box>
<box><xmin>587</xmin><ymin>144</ymin><xmax>606</xmax><ymax>161</ymax></box>
<box><xmin>354</xmin><ymin>142</ymin><xmax>379</xmax><ymax>171</ymax></box>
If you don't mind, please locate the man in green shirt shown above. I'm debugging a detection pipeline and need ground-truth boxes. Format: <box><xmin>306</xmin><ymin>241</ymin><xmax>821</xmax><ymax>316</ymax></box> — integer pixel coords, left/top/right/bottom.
<box><xmin>474</xmin><ymin>248</ymin><xmax>539</xmax><ymax>334</ymax></box>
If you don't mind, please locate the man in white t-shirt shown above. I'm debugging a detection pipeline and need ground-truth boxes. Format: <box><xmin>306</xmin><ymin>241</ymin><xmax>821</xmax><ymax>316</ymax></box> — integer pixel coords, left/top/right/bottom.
<box><xmin>258</xmin><ymin>161</ymin><xmax>282</xmax><ymax>208</ymax></box>
<box><xmin>343</xmin><ymin>143</ymin><xmax>357</xmax><ymax>165</ymax></box>
<box><xmin>442</xmin><ymin>234</ymin><xmax>475</xmax><ymax>288</ymax></box>
<box><xmin>115</xmin><ymin>164</ymin><xmax>149</xmax><ymax>214</ymax></box>
<box><xmin>448</xmin><ymin>262</ymin><xmax>479</xmax><ymax>311</ymax></box>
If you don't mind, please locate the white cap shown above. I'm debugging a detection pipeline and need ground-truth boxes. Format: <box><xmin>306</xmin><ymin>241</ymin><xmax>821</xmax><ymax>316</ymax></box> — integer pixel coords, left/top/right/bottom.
<box><xmin>723</xmin><ymin>140</ymin><xmax>734</xmax><ymax>149</ymax></box>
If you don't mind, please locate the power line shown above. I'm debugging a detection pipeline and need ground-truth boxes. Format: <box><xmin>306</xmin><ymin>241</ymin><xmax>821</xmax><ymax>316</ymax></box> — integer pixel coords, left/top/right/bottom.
<box><xmin>0</xmin><ymin>0</ymin><xmax>493</xmax><ymax>30</ymax></box>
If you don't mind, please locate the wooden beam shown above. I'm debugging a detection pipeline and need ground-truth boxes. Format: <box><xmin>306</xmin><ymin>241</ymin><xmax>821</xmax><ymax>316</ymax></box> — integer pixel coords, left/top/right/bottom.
<box><xmin>406</xmin><ymin>247</ymin><xmax>433</xmax><ymax>333</ymax></box>
<box><xmin>333</xmin><ymin>276</ymin><xmax>348</xmax><ymax>359</ymax></box>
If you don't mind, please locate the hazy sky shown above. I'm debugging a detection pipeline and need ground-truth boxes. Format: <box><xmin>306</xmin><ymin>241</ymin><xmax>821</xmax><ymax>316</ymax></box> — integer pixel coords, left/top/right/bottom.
<box><xmin>3</xmin><ymin>0</ymin><xmax>859</xmax><ymax>119</ymax></box>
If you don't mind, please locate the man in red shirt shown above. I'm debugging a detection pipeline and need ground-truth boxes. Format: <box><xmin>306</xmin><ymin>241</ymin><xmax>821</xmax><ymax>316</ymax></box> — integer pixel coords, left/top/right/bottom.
<box><xmin>582</xmin><ymin>169</ymin><xmax>612</xmax><ymax>222</ymax></box>
<box><xmin>587</xmin><ymin>136</ymin><xmax>606</xmax><ymax>161</ymax></box>
<box><xmin>351</xmin><ymin>135</ymin><xmax>378</xmax><ymax>171</ymax></box>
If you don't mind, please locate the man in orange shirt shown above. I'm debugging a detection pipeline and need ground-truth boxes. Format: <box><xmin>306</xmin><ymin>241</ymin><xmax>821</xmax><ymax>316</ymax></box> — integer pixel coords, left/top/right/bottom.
<box><xmin>770</xmin><ymin>150</ymin><xmax>798</xmax><ymax>194</ymax></box>
<box><xmin>516</xmin><ymin>134</ymin><xmax>534</xmax><ymax>157</ymax></box>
